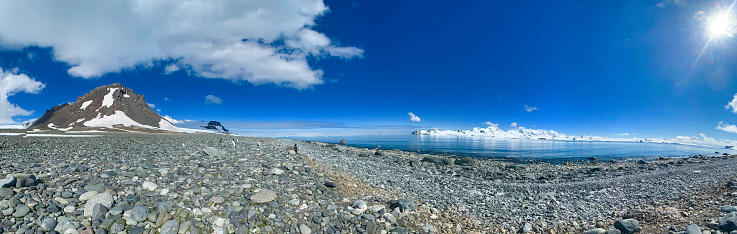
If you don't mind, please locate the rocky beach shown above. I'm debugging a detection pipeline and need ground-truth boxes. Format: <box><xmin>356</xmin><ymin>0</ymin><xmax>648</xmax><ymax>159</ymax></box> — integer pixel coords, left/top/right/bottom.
<box><xmin>1</xmin><ymin>133</ymin><xmax>737</xmax><ymax>234</ymax></box>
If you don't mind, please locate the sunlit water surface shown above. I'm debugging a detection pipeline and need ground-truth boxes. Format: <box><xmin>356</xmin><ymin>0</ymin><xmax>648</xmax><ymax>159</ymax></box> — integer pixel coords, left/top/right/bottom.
<box><xmin>284</xmin><ymin>135</ymin><xmax>734</xmax><ymax>161</ymax></box>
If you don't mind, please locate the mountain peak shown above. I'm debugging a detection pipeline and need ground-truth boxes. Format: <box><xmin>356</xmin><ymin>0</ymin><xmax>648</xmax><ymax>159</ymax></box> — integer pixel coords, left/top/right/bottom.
<box><xmin>30</xmin><ymin>84</ymin><xmax>179</xmax><ymax>132</ymax></box>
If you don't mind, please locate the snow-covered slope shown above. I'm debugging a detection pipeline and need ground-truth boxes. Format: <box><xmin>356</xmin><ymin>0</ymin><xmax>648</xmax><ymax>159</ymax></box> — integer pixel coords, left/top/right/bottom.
<box><xmin>29</xmin><ymin>83</ymin><xmax>185</xmax><ymax>132</ymax></box>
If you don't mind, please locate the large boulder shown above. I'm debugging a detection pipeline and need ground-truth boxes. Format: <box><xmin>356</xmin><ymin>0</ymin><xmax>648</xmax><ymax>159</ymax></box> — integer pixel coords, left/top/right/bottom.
<box><xmin>721</xmin><ymin>212</ymin><xmax>737</xmax><ymax>232</ymax></box>
<box><xmin>613</xmin><ymin>219</ymin><xmax>640</xmax><ymax>234</ymax></box>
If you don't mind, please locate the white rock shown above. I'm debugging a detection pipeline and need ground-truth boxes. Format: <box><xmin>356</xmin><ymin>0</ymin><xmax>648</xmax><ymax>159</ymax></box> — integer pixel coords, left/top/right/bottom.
<box><xmin>214</xmin><ymin>217</ymin><xmax>226</xmax><ymax>227</ymax></box>
<box><xmin>192</xmin><ymin>208</ymin><xmax>203</xmax><ymax>216</ymax></box>
<box><xmin>79</xmin><ymin>191</ymin><xmax>99</xmax><ymax>202</ymax></box>
<box><xmin>288</xmin><ymin>199</ymin><xmax>301</xmax><ymax>206</ymax></box>
<box><xmin>299</xmin><ymin>224</ymin><xmax>311</xmax><ymax>234</ymax></box>
<box><xmin>142</xmin><ymin>182</ymin><xmax>158</xmax><ymax>191</ymax></box>
<box><xmin>63</xmin><ymin>206</ymin><xmax>75</xmax><ymax>213</ymax></box>
<box><xmin>269</xmin><ymin>168</ymin><xmax>284</xmax><ymax>175</ymax></box>
<box><xmin>64</xmin><ymin>229</ymin><xmax>80</xmax><ymax>234</ymax></box>
<box><xmin>250</xmin><ymin>190</ymin><xmax>277</xmax><ymax>203</ymax></box>
<box><xmin>368</xmin><ymin>205</ymin><xmax>385</xmax><ymax>213</ymax></box>
<box><xmin>160</xmin><ymin>189</ymin><xmax>170</xmax><ymax>195</ymax></box>
<box><xmin>83</xmin><ymin>192</ymin><xmax>114</xmax><ymax>217</ymax></box>
<box><xmin>55</xmin><ymin>197</ymin><xmax>69</xmax><ymax>205</ymax></box>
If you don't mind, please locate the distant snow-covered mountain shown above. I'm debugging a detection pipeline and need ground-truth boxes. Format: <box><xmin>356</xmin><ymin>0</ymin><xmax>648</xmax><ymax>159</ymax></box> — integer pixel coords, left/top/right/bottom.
<box><xmin>412</xmin><ymin>124</ymin><xmax>735</xmax><ymax>148</ymax></box>
<box><xmin>29</xmin><ymin>83</ymin><xmax>182</xmax><ymax>132</ymax></box>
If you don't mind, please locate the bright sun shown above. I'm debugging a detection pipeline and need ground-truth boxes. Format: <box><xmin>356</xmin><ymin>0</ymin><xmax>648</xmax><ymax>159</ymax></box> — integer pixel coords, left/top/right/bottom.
<box><xmin>708</xmin><ymin>13</ymin><xmax>735</xmax><ymax>38</ymax></box>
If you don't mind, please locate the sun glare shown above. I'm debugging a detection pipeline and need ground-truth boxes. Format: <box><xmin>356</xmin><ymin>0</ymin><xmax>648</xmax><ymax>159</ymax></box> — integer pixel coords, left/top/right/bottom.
<box><xmin>708</xmin><ymin>14</ymin><xmax>734</xmax><ymax>38</ymax></box>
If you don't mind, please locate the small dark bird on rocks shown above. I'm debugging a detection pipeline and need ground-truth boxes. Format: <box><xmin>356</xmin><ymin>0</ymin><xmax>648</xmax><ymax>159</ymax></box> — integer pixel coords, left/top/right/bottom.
<box><xmin>293</xmin><ymin>144</ymin><xmax>299</xmax><ymax>154</ymax></box>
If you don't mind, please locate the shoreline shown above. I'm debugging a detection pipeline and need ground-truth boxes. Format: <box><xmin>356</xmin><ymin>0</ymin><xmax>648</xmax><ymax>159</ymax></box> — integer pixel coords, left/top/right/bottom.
<box><xmin>299</xmin><ymin>138</ymin><xmax>737</xmax><ymax>233</ymax></box>
<box><xmin>0</xmin><ymin>133</ymin><xmax>736</xmax><ymax>233</ymax></box>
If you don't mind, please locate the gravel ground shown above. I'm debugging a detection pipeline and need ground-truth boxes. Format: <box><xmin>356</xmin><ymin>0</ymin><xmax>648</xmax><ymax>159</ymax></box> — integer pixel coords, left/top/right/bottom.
<box><xmin>1</xmin><ymin>133</ymin><xmax>737</xmax><ymax>234</ymax></box>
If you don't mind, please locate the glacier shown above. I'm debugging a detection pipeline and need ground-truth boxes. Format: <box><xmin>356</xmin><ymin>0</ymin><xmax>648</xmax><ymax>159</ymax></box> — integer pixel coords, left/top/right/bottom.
<box><xmin>412</xmin><ymin>124</ymin><xmax>736</xmax><ymax>148</ymax></box>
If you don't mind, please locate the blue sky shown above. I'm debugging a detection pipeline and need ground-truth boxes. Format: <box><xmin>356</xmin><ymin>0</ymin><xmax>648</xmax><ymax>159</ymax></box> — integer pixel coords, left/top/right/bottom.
<box><xmin>2</xmin><ymin>0</ymin><xmax>737</xmax><ymax>139</ymax></box>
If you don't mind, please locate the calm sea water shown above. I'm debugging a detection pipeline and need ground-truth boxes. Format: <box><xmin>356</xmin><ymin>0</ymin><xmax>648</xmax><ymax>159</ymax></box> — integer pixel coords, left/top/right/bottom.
<box><xmin>285</xmin><ymin>135</ymin><xmax>734</xmax><ymax>160</ymax></box>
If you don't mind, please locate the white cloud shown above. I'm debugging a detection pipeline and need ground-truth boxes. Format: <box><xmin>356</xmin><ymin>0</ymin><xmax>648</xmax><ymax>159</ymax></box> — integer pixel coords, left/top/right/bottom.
<box><xmin>408</xmin><ymin>112</ymin><xmax>421</xmax><ymax>122</ymax></box>
<box><xmin>0</xmin><ymin>67</ymin><xmax>45</xmax><ymax>124</ymax></box>
<box><xmin>155</xmin><ymin>109</ymin><xmax>161</xmax><ymax>112</ymax></box>
<box><xmin>205</xmin><ymin>95</ymin><xmax>222</xmax><ymax>104</ymax></box>
<box><xmin>147</xmin><ymin>103</ymin><xmax>155</xmax><ymax>109</ymax></box>
<box><xmin>717</xmin><ymin>121</ymin><xmax>737</xmax><ymax>133</ymax></box>
<box><xmin>614</xmin><ymin>133</ymin><xmax>630</xmax><ymax>136</ymax></box>
<box><xmin>524</xmin><ymin>105</ymin><xmax>538</xmax><ymax>112</ymax></box>
<box><xmin>484</xmin><ymin>121</ymin><xmax>498</xmax><ymax>127</ymax></box>
<box><xmin>164</xmin><ymin>64</ymin><xmax>180</xmax><ymax>75</ymax></box>
<box><xmin>164</xmin><ymin>97</ymin><xmax>170</xmax><ymax>102</ymax></box>
<box><xmin>656</xmin><ymin>0</ymin><xmax>685</xmax><ymax>8</ymax></box>
<box><xmin>0</xmin><ymin>1</ymin><xmax>362</xmax><ymax>89</ymax></box>
<box><xmin>510</xmin><ymin>122</ymin><xmax>517</xmax><ymax>127</ymax></box>
<box><xmin>726</xmin><ymin>94</ymin><xmax>737</xmax><ymax>113</ymax></box>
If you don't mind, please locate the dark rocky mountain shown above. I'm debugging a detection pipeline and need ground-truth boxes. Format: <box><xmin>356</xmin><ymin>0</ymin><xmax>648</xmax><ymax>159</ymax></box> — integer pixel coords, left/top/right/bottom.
<box><xmin>29</xmin><ymin>83</ymin><xmax>179</xmax><ymax>132</ymax></box>
<box><xmin>202</xmin><ymin>121</ymin><xmax>229</xmax><ymax>132</ymax></box>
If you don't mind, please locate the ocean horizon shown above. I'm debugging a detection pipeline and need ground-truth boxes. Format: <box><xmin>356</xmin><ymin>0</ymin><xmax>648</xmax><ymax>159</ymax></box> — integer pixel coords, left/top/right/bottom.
<box><xmin>284</xmin><ymin>134</ymin><xmax>734</xmax><ymax>161</ymax></box>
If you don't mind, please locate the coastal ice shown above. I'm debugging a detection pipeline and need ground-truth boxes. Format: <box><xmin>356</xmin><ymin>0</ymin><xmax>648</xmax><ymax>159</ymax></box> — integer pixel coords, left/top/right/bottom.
<box><xmin>0</xmin><ymin>124</ymin><xmax>26</xmax><ymax>129</ymax></box>
<box><xmin>80</xmin><ymin>100</ymin><xmax>93</xmax><ymax>110</ymax></box>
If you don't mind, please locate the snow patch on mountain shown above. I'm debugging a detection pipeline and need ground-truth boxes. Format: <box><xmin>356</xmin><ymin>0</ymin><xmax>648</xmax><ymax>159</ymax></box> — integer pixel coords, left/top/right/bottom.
<box><xmin>47</xmin><ymin>123</ymin><xmax>72</xmax><ymax>131</ymax></box>
<box><xmin>100</xmin><ymin>87</ymin><xmax>118</xmax><ymax>109</ymax></box>
<box><xmin>158</xmin><ymin>119</ymin><xmax>180</xmax><ymax>132</ymax></box>
<box><xmin>84</xmin><ymin>111</ymin><xmax>139</xmax><ymax>128</ymax></box>
<box><xmin>80</xmin><ymin>100</ymin><xmax>93</xmax><ymax>110</ymax></box>
<box><xmin>82</xmin><ymin>110</ymin><xmax>185</xmax><ymax>132</ymax></box>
